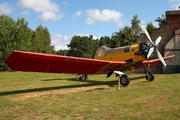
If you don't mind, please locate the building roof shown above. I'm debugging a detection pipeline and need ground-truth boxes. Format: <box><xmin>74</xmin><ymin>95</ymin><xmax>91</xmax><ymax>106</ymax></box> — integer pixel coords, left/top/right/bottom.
<box><xmin>166</xmin><ymin>10</ymin><xmax>180</xmax><ymax>15</ymax></box>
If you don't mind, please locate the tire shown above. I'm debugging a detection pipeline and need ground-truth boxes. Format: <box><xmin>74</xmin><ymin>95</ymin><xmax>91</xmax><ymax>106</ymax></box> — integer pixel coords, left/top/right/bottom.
<box><xmin>120</xmin><ymin>74</ymin><xmax>130</xmax><ymax>86</ymax></box>
<box><xmin>145</xmin><ymin>72</ymin><xmax>154</xmax><ymax>81</ymax></box>
<box><xmin>79</xmin><ymin>77</ymin><xmax>82</xmax><ymax>80</ymax></box>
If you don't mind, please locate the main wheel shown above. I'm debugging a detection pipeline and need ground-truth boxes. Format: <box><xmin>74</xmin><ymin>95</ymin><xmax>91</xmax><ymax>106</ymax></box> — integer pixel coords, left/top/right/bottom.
<box><xmin>120</xmin><ymin>74</ymin><xmax>130</xmax><ymax>86</ymax></box>
<box><xmin>145</xmin><ymin>72</ymin><xmax>154</xmax><ymax>81</ymax></box>
<box><xmin>79</xmin><ymin>77</ymin><xmax>82</xmax><ymax>80</ymax></box>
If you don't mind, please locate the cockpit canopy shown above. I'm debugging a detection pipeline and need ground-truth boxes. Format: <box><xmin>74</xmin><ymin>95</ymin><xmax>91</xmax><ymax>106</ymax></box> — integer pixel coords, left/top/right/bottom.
<box><xmin>101</xmin><ymin>46</ymin><xmax>110</xmax><ymax>51</ymax></box>
<box><xmin>94</xmin><ymin>46</ymin><xmax>110</xmax><ymax>58</ymax></box>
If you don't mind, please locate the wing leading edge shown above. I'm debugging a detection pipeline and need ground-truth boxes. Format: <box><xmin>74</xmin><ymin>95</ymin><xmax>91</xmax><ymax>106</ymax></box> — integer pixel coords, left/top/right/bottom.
<box><xmin>142</xmin><ymin>55</ymin><xmax>175</xmax><ymax>65</ymax></box>
<box><xmin>4</xmin><ymin>50</ymin><xmax>127</xmax><ymax>74</ymax></box>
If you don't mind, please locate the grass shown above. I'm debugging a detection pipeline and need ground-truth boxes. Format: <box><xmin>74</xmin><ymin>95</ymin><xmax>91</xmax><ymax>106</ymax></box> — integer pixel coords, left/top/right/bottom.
<box><xmin>0</xmin><ymin>72</ymin><xmax>180</xmax><ymax>120</ymax></box>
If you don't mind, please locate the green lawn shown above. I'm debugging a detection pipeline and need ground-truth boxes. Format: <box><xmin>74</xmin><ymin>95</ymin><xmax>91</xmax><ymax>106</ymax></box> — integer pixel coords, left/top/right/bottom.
<box><xmin>0</xmin><ymin>72</ymin><xmax>180</xmax><ymax>120</ymax></box>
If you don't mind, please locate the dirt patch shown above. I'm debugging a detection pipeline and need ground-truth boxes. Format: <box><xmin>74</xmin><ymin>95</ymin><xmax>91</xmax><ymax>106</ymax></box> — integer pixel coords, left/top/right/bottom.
<box><xmin>12</xmin><ymin>85</ymin><xmax>109</xmax><ymax>101</ymax></box>
<box><xmin>144</xmin><ymin>100</ymin><xmax>169</xmax><ymax>108</ymax></box>
<box><xmin>74</xmin><ymin>114</ymin><xmax>84</xmax><ymax>120</ymax></box>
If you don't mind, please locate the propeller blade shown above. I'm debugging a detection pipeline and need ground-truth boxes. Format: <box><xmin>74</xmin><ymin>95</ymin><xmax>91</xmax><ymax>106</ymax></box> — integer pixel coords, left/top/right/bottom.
<box><xmin>156</xmin><ymin>49</ymin><xmax>167</xmax><ymax>66</ymax></box>
<box><xmin>141</xmin><ymin>26</ymin><xmax>154</xmax><ymax>45</ymax></box>
<box><xmin>147</xmin><ymin>47</ymin><xmax>154</xmax><ymax>58</ymax></box>
<box><xmin>155</xmin><ymin>36</ymin><xmax>162</xmax><ymax>46</ymax></box>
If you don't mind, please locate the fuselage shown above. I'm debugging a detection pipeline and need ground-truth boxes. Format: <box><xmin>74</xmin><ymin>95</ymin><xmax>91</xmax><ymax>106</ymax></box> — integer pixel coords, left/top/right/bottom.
<box><xmin>94</xmin><ymin>43</ymin><xmax>149</xmax><ymax>71</ymax></box>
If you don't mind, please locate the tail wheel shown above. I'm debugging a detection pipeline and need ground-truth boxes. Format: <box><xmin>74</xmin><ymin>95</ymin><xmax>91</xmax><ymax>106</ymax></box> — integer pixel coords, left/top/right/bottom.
<box><xmin>145</xmin><ymin>72</ymin><xmax>154</xmax><ymax>81</ymax></box>
<box><xmin>120</xmin><ymin>74</ymin><xmax>130</xmax><ymax>86</ymax></box>
<box><xmin>78</xmin><ymin>74</ymin><xmax>88</xmax><ymax>80</ymax></box>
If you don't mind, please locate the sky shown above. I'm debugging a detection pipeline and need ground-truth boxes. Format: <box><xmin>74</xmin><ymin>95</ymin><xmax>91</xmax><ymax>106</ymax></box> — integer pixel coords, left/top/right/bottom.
<box><xmin>0</xmin><ymin>0</ymin><xmax>179</xmax><ymax>50</ymax></box>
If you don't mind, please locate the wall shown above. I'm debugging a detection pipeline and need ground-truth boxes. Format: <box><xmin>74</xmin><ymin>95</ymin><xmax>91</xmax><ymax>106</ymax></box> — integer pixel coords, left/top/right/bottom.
<box><xmin>166</xmin><ymin>10</ymin><xmax>180</xmax><ymax>33</ymax></box>
<box><xmin>164</xmin><ymin>29</ymin><xmax>180</xmax><ymax>73</ymax></box>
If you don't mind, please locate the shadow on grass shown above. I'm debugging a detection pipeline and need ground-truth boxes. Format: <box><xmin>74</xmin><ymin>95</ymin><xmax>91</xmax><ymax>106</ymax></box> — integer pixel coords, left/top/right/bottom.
<box><xmin>0</xmin><ymin>80</ymin><xmax>117</xmax><ymax>96</ymax></box>
<box><xmin>42</xmin><ymin>75</ymin><xmax>145</xmax><ymax>82</ymax></box>
<box><xmin>130</xmin><ymin>76</ymin><xmax>145</xmax><ymax>80</ymax></box>
<box><xmin>0</xmin><ymin>75</ymin><xmax>145</xmax><ymax>96</ymax></box>
<box><xmin>42</xmin><ymin>77</ymin><xmax>78</xmax><ymax>81</ymax></box>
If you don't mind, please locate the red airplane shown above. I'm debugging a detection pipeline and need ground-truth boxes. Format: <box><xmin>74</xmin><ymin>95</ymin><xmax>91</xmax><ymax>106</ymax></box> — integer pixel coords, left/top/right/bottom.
<box><xmin>4</xmin><ymin>27</ymin><xmax>175</xmax><ymax>87</ymax></box>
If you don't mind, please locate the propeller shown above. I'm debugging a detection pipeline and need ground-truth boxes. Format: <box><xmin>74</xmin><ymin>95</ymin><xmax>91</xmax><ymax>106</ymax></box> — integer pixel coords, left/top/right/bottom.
<box><xmin>141</xmin><ymin>26</ymin><xmax>166</xmax><ymax>66</ymax></box>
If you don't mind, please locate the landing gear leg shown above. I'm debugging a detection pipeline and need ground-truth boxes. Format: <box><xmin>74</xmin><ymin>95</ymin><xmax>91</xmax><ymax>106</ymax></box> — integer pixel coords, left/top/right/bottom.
<box><xmin>143</xmin><ymin>65</ymin><xmax>155</xmax><ymax>81</ymax></box>
<box><xmin>84</xmin><ymin>74</ymin><xmax>88</xmax><ymax>80</ymax></box>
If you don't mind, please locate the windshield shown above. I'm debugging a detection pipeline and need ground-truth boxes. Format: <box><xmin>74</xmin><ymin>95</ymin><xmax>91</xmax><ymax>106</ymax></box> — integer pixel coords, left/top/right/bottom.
<box><xmin>102</xmin><ymin>46</ymin><xmax>110</xmax><ymax>51</ymax></box>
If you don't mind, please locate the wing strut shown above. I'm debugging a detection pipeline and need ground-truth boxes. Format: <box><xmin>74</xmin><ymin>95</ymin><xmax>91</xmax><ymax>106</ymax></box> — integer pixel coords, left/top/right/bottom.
<box><xmin>113</xmin><ymin>71</ymin><xmax>125</xmax><ymax>90</ymax></box>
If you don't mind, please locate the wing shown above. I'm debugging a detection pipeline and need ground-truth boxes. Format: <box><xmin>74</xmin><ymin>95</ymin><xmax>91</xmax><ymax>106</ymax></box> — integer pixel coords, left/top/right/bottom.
<box><xmin>142</xmin><ymin>55</ymin><xmax>175</xmax><ymax>65</ymax></box>
<box><xmin>4</xmin><ymin>50</ymin><xmax>127</xmax><ymax>74</ymax></box>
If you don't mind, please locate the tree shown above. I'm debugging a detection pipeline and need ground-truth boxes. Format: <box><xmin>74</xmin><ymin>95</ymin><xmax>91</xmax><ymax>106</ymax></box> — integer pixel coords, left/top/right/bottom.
<box><xmin>31</xmin><ymin>25</ymin><xmax>55</xmax><ymax>53</ymax></box>
<box><xmin>0</xmin><ymin>15</ymin><xmax>16</xmax><ymax>70</ymax></box>
<box><xmin>99</xmin><ymin>36</ymin><xmax>111</xmax><ymax>47</ymax></box>
<box><xmin>14</xmin><ymin>17</ymin><xmax>32</xmax><ymax>51</ymax></box>
<box><xmin>0</xmin><ymin>15</ymin><xmax>56</xmax><ymax>70</ymax></box>
<box><xmin>67</xmin><ymin>35</ymin><xmax>98</xmax><ymax>58</ymax></box>
<box><xmin>56</xmin><ymin>49</ymin><xmax>68</xmax><ymax>55</ymax></box>
<box><xmin>111</xmin><ymin>26</ymin><xmax>138</xmax><ymax>47</ymax></box>
<box><xmin>146</xmin><ymin>22</ymin><xmax>157</xmax><ymax>33</ymax></box>
<box><xmin>155</xmin><ymin>14</ymin><xmax>167</xmax><ymax>26</ymax></box>
<box><xmin>131</xmin><ymin>14</ymin><xmax>141</xmax><ymax>35</ymax></box>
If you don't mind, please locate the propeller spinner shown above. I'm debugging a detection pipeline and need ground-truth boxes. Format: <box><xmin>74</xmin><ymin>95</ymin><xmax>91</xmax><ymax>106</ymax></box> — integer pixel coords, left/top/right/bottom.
<box><xmin>141</xmin><ymin>26</ymin><xmax>166</xmax><ymax>66</ymax></box>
